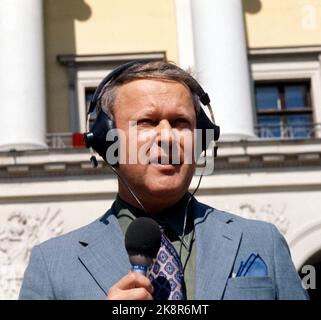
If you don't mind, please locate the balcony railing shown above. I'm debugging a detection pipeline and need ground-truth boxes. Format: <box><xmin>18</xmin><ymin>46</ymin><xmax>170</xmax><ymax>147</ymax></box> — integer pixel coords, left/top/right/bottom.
<box><xmin>46</xmin><ymin>124</ymin><xmax>321</xmax><ymax>150</ymax></box>
<box><xmin>46</xmin><ymin>132</ymin><xmax>85</xmax><ymax>149</ymax></box>
<box><xmin>255</xmin><ymin>123</ymin><xmax>321</xmax><ymax>140</ymax></box>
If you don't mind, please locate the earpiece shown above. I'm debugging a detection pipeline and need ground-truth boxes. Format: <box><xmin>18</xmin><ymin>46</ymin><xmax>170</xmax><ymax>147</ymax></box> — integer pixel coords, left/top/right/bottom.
<box><xmin>83</xmin><ymin>60</ymin><xmax>220</xmax><ymax>166</ymax></box>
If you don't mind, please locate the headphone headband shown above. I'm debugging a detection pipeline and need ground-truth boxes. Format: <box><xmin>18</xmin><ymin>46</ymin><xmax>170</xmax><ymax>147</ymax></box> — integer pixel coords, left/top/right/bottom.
<box><xmin>88</xmin><ymin>60</ymin><xmax>157</xmax><ymax>115</ymax></box>
<box><xmin>84</xmin><ymin>60</ymin><xmax>220</xmax><ymax>165</ymax></box>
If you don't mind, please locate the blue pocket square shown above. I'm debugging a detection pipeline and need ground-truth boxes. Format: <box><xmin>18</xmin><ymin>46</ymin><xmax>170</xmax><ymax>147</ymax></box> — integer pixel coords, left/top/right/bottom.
<box><xmin>236</xmin><ymin>254</ymin><xmax>268</xmax><ymax>277</ymax></box>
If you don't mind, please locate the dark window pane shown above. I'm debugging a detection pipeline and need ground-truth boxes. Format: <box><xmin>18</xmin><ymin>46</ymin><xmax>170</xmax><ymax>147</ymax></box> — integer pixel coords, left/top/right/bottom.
<box><xmin>85</xmin><ymin>88</ymin><xmax>96</xmax><ymax>113</ymax></box>
<box><xmin>255</xmin><ymin>80</ymin><xmax>312</xmax><ymax>140</ymax></box>
<box><xmin>287</xmin><ymin>114</ymin><xmax>312</xmax><ymax>138</ymax></box>
<box><xmin>255</xmin><ymin>87</ymin><xmax>279</xmax><ymax>110</ymax></box>
<box><xmin>85</xmin><ymin>88</ymin><xmax>97</xmax><ymax>130</ymax></box>
<box><xmin>257</xmin><ymin>115</ymin><xmax>281</xmax><ymax>138</ymax></box>
<box><xmin>284</xmin><ymin>85</ymin><xmax>307</xmax><ymax>109</ymax></box>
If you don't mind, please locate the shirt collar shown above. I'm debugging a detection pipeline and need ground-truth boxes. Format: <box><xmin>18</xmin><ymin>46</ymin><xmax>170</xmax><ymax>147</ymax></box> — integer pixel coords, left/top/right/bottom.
<box><xmin>113</xmin><ymin>193</ymin><xmax>195</xmax><ymax>245</ymax></box>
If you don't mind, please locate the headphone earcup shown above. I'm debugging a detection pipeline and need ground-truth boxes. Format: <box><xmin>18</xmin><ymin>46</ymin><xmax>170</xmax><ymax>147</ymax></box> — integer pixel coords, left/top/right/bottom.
<box><xmin>196</xmin><ymin>108</ymin><xmax>220</xmax><ymax>156</ymax></box>
<box><xmin>83</xmin><ymin>111</ymin><xmax>119</xmax><ymax>166</ymax></box>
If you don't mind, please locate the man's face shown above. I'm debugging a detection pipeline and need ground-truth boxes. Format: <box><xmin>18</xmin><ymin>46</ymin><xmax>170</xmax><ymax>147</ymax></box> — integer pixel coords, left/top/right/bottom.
<box><xmin>113</xmin><ymin>79</ymin><xmax>197</xmax><ymax>203</ymax></box>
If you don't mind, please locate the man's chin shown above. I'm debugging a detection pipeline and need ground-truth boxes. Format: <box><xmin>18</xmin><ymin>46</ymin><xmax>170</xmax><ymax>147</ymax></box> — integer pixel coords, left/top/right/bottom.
<box><xmin>145</xmin><ymin>169</ymin><xmax>193</xmax><ymax>198</ymax></box>
<box><xmin>146</xmin><ymin>184</ymin><xmax>184</xmax><ymax>200</ymax></box>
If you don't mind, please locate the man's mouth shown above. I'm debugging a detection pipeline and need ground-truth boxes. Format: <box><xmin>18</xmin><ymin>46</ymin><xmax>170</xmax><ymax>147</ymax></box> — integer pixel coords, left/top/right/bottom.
<box><xmin>149</xmin><ymin>155</ymin><xmax>181</xmax><ymax>166</ymax></box>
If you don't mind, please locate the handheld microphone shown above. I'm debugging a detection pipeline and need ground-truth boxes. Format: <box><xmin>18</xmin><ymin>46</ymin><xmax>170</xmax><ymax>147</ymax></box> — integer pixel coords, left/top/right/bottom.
<box><xmin>125</xmin><ymin>217</ymin><xmax>161</xmax><ymax>276</ymax></box>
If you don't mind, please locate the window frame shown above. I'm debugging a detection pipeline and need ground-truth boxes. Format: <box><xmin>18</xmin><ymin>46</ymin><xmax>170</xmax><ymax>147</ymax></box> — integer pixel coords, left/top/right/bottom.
<box><xmin>57</xmin><ymin>52</ymin><xmax>166</xmax><ymax>133</ymax></box>
<box><xmin>249</xmin><ymin>47</ymin><xmax>321</xmax><ymax>139</ymax></box>
<box><xmin>254</xmin><ymin>80</ymin><xmax>314</xmax><ymax>138</ymax></box>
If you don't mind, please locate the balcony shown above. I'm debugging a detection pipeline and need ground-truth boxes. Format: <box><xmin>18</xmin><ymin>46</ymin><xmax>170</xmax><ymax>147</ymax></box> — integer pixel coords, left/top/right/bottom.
<box><xmin>46</xmin><ymin>123</ymin><xmax>321</xmax><ymax>151</ymax></box>
<box><xmin>255</xmin><ymin>123</ymin><xmax>321</xmax><ymax>140</ymax></box>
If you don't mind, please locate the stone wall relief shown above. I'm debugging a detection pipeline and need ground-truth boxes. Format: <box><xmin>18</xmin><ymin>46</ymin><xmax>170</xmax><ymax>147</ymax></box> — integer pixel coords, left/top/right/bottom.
<box><xmin>0</xmin><ymin>208</ymin><xmax>64</xmax><ymax>299</ymax></box>
<box><xmin>238</xmin><ymin>203</ymin><xmax>290</xmax><ymax>235</ymax></box>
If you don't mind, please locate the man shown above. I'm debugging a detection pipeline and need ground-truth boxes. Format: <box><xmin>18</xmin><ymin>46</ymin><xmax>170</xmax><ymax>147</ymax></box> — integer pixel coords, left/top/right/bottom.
<box><xmin>19</xmin><ymin>61</ymin><xmax>308</xmax><ymax>300</ymax></box>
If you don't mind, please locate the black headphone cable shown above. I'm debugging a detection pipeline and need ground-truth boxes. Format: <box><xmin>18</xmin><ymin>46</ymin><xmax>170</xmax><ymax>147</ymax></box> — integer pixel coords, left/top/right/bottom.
<box><xmin>108</xmin><ymin>164</ymin><xmax>148</xmax><ymax>214</ymax></box>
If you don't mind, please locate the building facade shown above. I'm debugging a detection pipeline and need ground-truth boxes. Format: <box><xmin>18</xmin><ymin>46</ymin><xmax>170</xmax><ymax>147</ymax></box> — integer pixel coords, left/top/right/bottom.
<box><xmin>0</xmin><ymin>0</ymin><xmax>321</xmax><ymax>299</ymax></box>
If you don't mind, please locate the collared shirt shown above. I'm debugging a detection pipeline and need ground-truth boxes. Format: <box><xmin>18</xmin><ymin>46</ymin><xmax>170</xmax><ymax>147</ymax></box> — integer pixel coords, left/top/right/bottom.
<box><xmin>111</xmin><ymin>193</ymin><xmax>196</xmax><ymax>300</ymax></box>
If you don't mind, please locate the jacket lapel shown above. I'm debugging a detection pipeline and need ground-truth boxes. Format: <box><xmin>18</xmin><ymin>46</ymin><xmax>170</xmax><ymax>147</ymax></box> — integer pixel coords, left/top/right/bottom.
<box><xmin>194</xmin><ymin>206</ymin><xmax>242</xmax><ymax>300</ymax></box>
<box><xmin>77</xmin><ymin>202</ymin><xmax>242</xmax><ymax>299</ymax></box>
<box><xmin>78</xmin><ymin>213</ymin><xmax>130</xmax><ymax>295</ymax></box>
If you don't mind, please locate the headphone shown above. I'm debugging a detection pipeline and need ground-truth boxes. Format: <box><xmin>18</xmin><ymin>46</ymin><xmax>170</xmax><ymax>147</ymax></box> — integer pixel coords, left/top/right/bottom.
<box><xmin>83</xmin><ymin>60</ymin><xmax>220</xmax><ymax>167</ymax></box>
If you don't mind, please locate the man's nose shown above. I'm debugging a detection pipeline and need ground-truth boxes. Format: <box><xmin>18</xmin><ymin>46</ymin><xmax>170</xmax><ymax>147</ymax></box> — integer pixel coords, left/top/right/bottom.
<box><xmin>156</xmin><ymin>119</ymin><xmax>175</xmax><ymax>146</ymax></box>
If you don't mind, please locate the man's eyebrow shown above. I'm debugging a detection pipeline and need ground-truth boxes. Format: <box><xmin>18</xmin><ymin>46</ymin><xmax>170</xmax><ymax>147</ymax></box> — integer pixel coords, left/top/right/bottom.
<box><xmin>134</xmin><ymin>106</ymin><xmax>158</xmax><ymax>117</ymax></box>
<box><xmin>173</xmin><ymin>108</ymin><xmax>196</xmax><ymax>120</ymax></box>
<box><xmin>175</xmin><ymin>110</ymin><xmax>195</xmax><ymax>117</ymax></box>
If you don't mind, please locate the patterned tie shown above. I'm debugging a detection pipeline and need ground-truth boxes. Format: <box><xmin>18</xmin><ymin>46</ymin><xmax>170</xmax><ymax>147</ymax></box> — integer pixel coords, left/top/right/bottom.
<box><xmin>148</xmin><ymin>233</ymin><xmax>185</xmax><ymax>300</ymax></box>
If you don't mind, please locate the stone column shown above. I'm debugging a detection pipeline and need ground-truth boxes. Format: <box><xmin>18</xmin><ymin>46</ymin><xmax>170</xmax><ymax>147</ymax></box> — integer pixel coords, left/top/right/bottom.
<box><xmin>0</xmin><ymin>0</ymin><xmax>47</xmax><ymax>150</ymax></box>
<box><xmin>175</xmin><ymin>0</ymin><xmax>195</xmax><ymax>70</ymax></box>
<box><xmin>191</xmin><ymin>0</ymin><xmax>255</xmax><ymax>140</ymax></box>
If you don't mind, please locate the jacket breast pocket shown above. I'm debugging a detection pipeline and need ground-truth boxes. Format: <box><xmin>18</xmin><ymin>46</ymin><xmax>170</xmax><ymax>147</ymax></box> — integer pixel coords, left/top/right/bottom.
<box><xmin>223</xmin><ymin>276</ymin><xmax>276</xmax><ymax>300</ymax></box>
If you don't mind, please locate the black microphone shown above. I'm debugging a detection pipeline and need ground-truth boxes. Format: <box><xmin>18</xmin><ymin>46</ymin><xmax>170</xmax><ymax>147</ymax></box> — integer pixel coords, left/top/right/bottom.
<box><xmin>125</xmin><ymin>217</ymin><xmax>161</xmax><ymax>275</ymax></box>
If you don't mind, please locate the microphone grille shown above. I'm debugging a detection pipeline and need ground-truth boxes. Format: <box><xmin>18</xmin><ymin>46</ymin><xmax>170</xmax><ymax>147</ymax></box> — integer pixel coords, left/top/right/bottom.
<box><xmin>125</xmin><ymin>217</ymin><xmax>161</xmax><ymax>260</ymax></box>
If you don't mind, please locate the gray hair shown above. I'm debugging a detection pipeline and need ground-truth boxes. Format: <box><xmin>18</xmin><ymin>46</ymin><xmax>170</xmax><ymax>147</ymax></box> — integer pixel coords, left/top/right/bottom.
<box><xmin>98</xmin><ymin>61</ymin><xmax>201</xmax><ymax>119</ymax></box>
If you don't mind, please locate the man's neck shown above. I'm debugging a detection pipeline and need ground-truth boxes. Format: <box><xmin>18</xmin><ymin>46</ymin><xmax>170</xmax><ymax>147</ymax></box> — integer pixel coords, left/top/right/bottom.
<box><xmin>117</xmin><ymin>186</ymin><xmax>187</xmax><ymax>215</ymax></box>
<box><xmin>114</xmin><ymin>192</ymin><xmax>195</xmax><ymax>243</ymax></box>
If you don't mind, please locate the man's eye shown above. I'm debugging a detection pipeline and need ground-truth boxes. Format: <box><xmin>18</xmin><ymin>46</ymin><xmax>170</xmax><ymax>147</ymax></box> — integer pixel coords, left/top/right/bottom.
<box><xmin>173</xmin><ymin>118</ymin><xmax>191</xmax><ymax>127</ymax></box>
<box><xmin>137</xmin><ymin>119</ymin><xmax>156</xmax><ymax>126</ymax></box>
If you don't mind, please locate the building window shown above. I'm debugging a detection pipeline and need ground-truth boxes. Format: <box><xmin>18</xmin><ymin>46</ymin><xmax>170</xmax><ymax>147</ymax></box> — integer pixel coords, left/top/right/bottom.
<box><xmin>85</xmin><ymin>87</ymin><xmax>96</xmax><ymax>112</ymax></box>
<box><xmin>85</xmin><ymin>87</ymin><xmax>97</xmax><ymax>130</ymax></box>
<box><xmin>57</xmin><ymin>52</ymin><xmax>166</xmax><ymax>133</ymax></box>
<box><xmin>255</xmin><ymin>81</ymin><xmax>314</xmax><ymax>139</ymax></box>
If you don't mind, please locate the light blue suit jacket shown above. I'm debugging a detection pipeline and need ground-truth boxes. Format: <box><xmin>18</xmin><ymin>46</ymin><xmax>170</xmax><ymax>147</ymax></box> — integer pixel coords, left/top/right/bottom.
<box><xmin>19</xmin><ymin>200</ymin><xmax>308</xmax><ymax>300</ymax></box>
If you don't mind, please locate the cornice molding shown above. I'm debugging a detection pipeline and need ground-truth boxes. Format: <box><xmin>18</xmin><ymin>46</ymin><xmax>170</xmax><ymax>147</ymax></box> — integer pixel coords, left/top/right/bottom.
<box><xmin>1</xmin><ymin>139</ymin><xmax>321</xmax><ymax>179</ymax></box>
<box><xmin>57</xmin><ymin>52</ymin><xmax>166</xmax><ymax>66</ymax></box>
<box><xmin>248</xmin><ymin>46</ymin><xmax>321</xmax><ymax>61</ymax></box>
